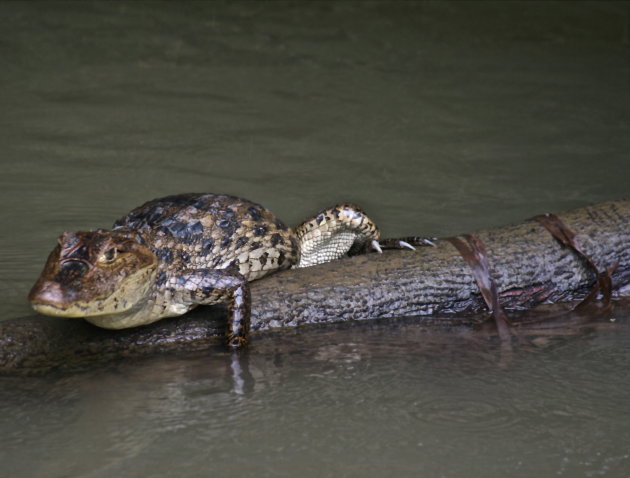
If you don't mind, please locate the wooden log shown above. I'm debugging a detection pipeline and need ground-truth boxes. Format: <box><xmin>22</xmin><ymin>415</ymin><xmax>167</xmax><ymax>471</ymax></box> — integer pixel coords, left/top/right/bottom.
<box><xmin>1</xmin><ymin>199</ymin><xmax>628</xmax><ymax>373</ymax></box>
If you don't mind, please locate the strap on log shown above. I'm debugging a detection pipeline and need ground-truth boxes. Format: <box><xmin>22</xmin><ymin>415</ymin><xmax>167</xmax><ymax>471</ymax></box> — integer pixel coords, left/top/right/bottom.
<box><xmin>532</xmin><ymin>213</ymin><xmax>617</xmax><ymax>312</ymax></box>
<box><xmin>447</xmin><ymin>213</ymin><xmax>618</xmax><ymax>332</ymax></box>
<box><xmin>446</xmin><ymin>234</ymin><xmax>511</xmax><ymax>340</ymax></box>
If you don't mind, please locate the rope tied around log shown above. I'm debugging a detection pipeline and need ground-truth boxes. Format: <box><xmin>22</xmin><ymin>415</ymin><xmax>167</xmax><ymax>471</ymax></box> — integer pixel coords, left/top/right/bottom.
<box><xmin>532</xmin><ymin>213</ymin><xmax>617</xmax><ymax>312</ymax></box>
<box><xmin>447</xmin><ymin>214</ymin><xmax>618</xmax><ymax>335</ymax></box>
<box><xmin>446</xmin><ymin>234</ymin><xmax>511</xmax><ymax>340</ymax></box>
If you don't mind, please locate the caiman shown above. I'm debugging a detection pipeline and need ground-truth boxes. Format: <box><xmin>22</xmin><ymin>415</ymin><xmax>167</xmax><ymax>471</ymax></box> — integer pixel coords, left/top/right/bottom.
<box><xmin>28</xmin><ymin>193</ymin><xmax>433</xmax><ymax>347</ymax></box>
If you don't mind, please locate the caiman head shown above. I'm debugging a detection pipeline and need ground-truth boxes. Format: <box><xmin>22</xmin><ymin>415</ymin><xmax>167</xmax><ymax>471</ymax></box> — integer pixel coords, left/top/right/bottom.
<box><xmin>29</xmin><ymin>230</ymin><xmax>157</xmax><ymax>318</ymax></box>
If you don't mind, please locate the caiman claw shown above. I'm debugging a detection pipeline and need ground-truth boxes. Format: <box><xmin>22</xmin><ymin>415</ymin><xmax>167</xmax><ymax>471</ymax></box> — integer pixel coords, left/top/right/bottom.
<box><xmin>370</xmin><ymin>240</ymin><xmax>383</xmax><ymax>254</ymax></box>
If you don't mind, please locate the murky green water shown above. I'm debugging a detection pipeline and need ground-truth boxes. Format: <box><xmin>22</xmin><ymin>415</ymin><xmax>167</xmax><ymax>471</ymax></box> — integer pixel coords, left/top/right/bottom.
<box><xmin>1</xmin><ymin>1</ymin><xmax>629</xmax><ymax>477</ymax></box>
<box><xmin>2</xmin><ymin>318</ymin><xmax>630</xmax><ymax>478</ymax></box>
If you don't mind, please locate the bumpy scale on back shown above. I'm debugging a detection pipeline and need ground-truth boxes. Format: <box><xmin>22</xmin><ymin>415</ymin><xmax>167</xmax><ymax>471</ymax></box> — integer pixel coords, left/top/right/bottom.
<box><xmin>29</xmin><ymin>193</ymin><xmax>396</xmax><ymax>347</ymax></box>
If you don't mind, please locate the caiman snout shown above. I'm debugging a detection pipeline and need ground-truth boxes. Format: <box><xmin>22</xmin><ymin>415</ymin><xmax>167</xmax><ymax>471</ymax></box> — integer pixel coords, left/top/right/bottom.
<box><xmin>28</xmin><ymin>279</ymin><xmax>78</xmax><ymax>315</ymax></box>
<box><xmin>29</xmin><ymin>259</ymin><xmax>89</xmax><ymax>311</ymax></box>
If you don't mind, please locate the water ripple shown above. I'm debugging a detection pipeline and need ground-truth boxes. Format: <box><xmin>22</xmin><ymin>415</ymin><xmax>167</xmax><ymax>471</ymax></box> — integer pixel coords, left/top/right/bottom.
<box><xmin>411</xmin><ymin>395</ymin><xmax>522</xmax><ymax>432</ymax></box>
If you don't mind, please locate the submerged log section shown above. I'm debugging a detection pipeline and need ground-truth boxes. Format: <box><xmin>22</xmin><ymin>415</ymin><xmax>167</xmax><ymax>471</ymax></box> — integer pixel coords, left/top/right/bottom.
<box><xmin>1</xmin><ymin>199</ymin><xmax>629</xmax><ymax>371</ymax></box>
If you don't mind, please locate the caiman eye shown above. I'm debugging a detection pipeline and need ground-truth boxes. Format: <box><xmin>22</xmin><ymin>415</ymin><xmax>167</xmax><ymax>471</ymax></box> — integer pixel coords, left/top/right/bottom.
<box><xmin>101</xmin><ymin>248</ymin><xmax>117</xmax><ymax>263</ymax></box>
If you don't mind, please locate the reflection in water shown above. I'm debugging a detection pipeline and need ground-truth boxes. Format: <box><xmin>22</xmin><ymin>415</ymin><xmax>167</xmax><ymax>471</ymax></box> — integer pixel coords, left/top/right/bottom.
<box><xmin>2</xmin><ymin>316</ymin><xmax>630</xmax><ymax>477</ymax></box>
<box><xmin>230</xmin><ymin>351</ymin><xmax>256</xmax><ymax>396</ymax></box>
<box><xmin>231</xmin><ymin>351</ymin><xmax>247</xmax><ymax>396</ymax></box>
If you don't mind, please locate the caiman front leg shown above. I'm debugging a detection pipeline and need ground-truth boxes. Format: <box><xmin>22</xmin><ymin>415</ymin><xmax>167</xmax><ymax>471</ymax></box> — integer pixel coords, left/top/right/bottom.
<box><xmin>171</xmin><ymin>269</ymin><xmax>251</xmax><ymax>348</ymax></box>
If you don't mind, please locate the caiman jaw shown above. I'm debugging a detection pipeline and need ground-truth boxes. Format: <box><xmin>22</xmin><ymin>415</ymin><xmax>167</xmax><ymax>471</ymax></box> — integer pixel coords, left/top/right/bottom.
<box><xmin>29</xmin><ymin>266</ymin><xmax>157</xmax><ymax>317</ymax></box>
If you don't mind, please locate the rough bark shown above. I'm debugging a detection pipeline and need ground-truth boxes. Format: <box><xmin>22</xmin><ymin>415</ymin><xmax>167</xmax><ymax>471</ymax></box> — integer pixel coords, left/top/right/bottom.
<box><xmin>1</xmin><ymin>199</ymin><xmax>628</xmax><ymax>373</ymax></box>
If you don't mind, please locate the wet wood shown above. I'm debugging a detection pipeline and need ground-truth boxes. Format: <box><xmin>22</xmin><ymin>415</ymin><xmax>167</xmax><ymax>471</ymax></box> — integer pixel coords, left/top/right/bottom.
<box><xmin>1</xmin><ymin>199</ymin><xmax>629</xmax><ymax>372</ymax></box>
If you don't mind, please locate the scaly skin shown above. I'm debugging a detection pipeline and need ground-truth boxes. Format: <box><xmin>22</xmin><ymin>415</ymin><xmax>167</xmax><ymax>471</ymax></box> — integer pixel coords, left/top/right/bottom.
<box><xmin>29</xmin><ymin>193</ymin><xmax>404</xmax><ymax>348</ymax></box>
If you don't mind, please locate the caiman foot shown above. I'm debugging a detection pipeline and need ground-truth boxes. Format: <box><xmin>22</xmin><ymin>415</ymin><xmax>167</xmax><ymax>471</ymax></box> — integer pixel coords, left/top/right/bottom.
<box><xmin>373</xmin><ymin>237</ymin><xmax>437</xmax><ymax>252</ymax></box>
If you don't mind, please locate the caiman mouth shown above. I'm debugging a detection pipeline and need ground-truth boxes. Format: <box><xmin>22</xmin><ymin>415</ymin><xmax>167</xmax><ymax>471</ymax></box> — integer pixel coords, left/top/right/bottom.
<box><xmin>29</xmin><ymin>266</ymin><xmax>157</xmax><ymax>319</ymax></box>
<box><xmin>28</xmin><ymin>279</ymin><xmax>106</xmax><ymax>318</ymax></box>
<box><xmin>30</xmin><ymin>301</ymin><xmax>87</xmax><ymax>318</ymax></box>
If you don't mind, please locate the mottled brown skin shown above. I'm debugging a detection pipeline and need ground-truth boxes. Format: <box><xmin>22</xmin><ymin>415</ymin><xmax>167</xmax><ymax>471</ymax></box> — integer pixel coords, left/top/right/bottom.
<box><xmin>29</xmin><ymin>193</ymin><xmax>386</xmax><ymax>347</ymax></box>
